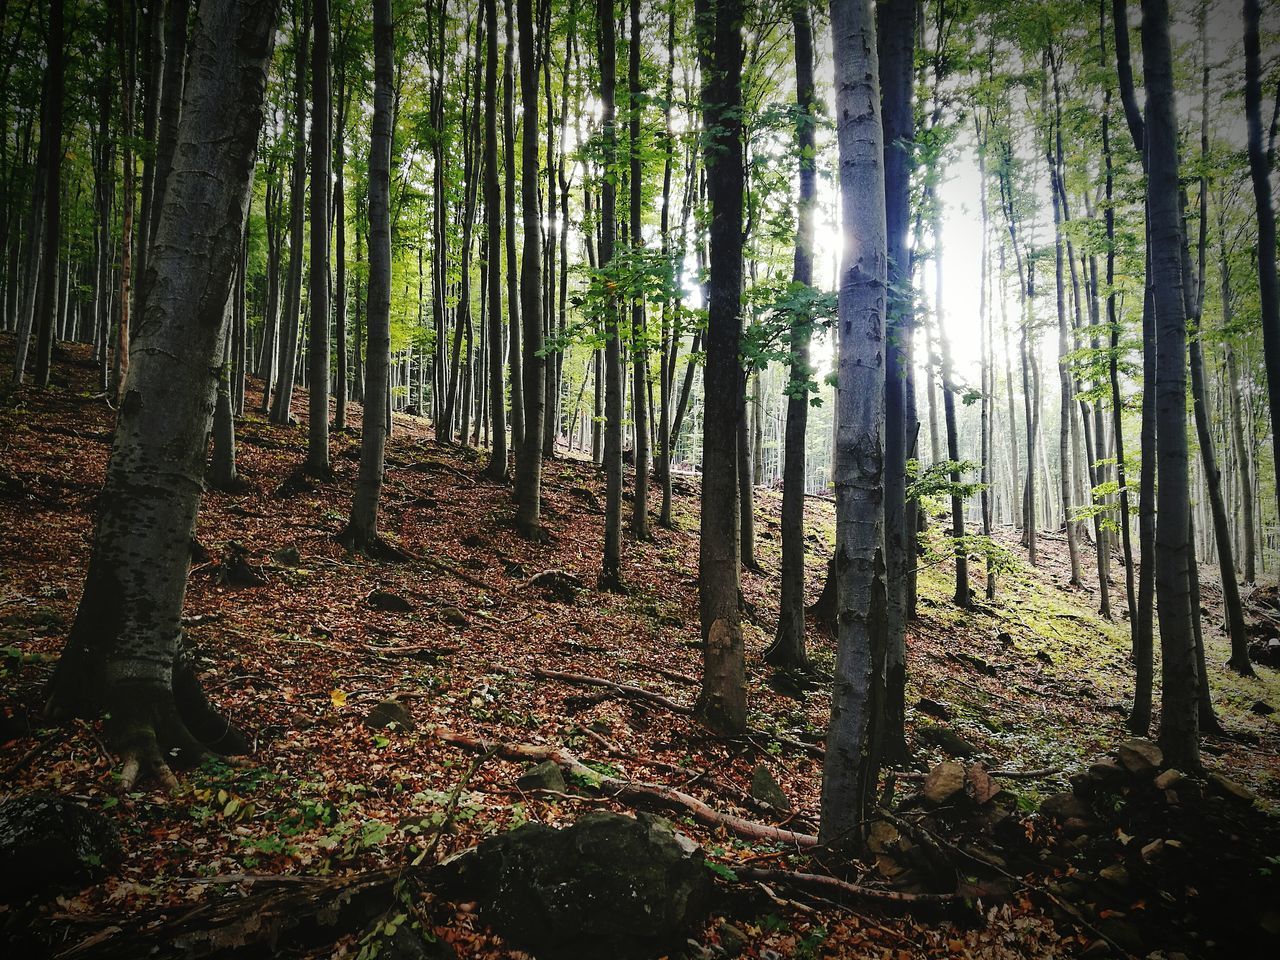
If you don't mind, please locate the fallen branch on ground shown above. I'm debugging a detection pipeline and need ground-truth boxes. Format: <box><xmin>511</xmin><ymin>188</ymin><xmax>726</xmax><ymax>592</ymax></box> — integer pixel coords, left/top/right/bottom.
<box><xmin>421</xmin><ymin>725</ymin><xmax>818</xmax><ymax>848</ymax></box>
<box><xmin>734</xmin><ymin>866</ymin><xmax>959</xmax><ymax>909</ymax></box>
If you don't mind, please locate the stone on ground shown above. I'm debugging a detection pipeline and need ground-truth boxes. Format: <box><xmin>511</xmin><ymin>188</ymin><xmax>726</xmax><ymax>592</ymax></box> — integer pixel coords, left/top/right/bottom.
<box><xmin>923</xmin><ymin>761</ymin><xmax>967</xmax><ymax>804</ymax></box>
<box><xmin>0</xmin><ymin>793</ymin><xmax>121</xmax><ymax>901</ymax></box>
<box><xmin>749</xmin><ymin>763</ymin><xmax>791</xmax><ymax>811</ymax></box>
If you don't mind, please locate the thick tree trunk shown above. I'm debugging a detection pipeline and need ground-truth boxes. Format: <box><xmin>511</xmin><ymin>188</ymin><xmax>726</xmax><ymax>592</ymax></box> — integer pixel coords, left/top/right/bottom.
<box><xmin>765</xmin><ymin>0</ymin><xmax>817</xmax><ymax>673</ymax></box>
<box><xmin>44</xmin><ymin>0</ymin><xmax>277</xmax><ymax>790</ymax></box>
<box><xmin>306</xmin><ymin>0</ymin><xmax>331</xmax><ymax>475</ymax></box>
<box><xmin>820</xmin><ymin>0</ymin><xmax>888</xmax><ymax>851</ymax></box>
<box><xmin>340</xmin><ymin>0</ymin><xmax>392</xmax><ymax>553</ymax></box>
<box><xmin>514</xmin><ymin>0</ymin><xmax>545</xmax><ymax>538</ymax></box>
<box><xmin>1142</xmin><ymin>0</ymin><xmax>1199</xmax><ymax>771</ymax></box>
<box><xmin>150</xmin><ymin>0</ymin><xmax>189</xmax><ymax>244</ymax></box>
<box><xmin>693</xmin><ymin>0</ymin><xmax>746</xmax><ymax>737</ymax></box>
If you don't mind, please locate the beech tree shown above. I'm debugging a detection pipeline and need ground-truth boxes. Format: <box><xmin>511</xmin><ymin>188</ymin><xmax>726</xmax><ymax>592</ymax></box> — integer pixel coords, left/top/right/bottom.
<box><xmin>43</xmin><ymin>0</ymin><xmax>279</xmax><ymax>789</ymax></box>
<box><xmin>820</xmin><ymin>0</ymin><xmax>888</xmax><ymax>848</ymax></box>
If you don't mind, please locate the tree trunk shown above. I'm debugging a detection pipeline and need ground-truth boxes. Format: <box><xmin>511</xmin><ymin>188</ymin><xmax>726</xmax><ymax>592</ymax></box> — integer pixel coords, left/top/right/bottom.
<box><xmin>503</xmin><ymin>0</ymin><xmax>523</xmax><ymax>451</ymax></box>
<box><xmin>150</xmin><ymin>0</ymin><xmax>190</xmax><ymax>245</ymax></box>
<box><xmin>1142</xmin><ymin>0</ymin><xmax>1199</xmax><ymax>771</ymax></box>
<box><xmin>482</xmin><ymin>0</ymin><xmax>507</xmax><ymax>480</ymax></box>
<box><xmin>30</xmin><ymin>0</ymin><xmax>62</xmax><ymax>389</ymax></box>
<box><xmin>598</xmin><ymin>0</ymin><xmax>625</xmax><ymax>590</ymax></box>
<box><xmin>44</xmin><ymin>0</ymin><xmax>278</xmax><ymax>790</ymax></box>
<box><xmin>333</xmin><ymin>63</ymin><xmax>348</xmax><ymax>432</ymax></box>
<box><xmin>933</xmin><ymin>196</ymin><xmax>969</xmax><ymax>607</ymax></box>
<box><xmin>693</xmin><ymin>0</ymin><xmax>746</xmax><ymax>737</ymax></box>
<box><xmin>514</xmin><ymin>0</ymin><xmax>545</xmax><ymax>538</ymax></box>
<box><xmin>340</xmin><ymin>0</ymin><xmax>392</xmax><ymax>553</ymax></box>
<box><xmin>629</xmin><ymin>0</ymin><xmax>650</xmax><ymax>540</ymax></box>
<box><xmin>1244</xmin><ymin>0</ymin><xmax>1280</xmax><ymax>544</ymax></box>
<box><xmin>820</xmin><ymin>0</ymin><xmax>887</xmax><ymax>851</ymax></box>
<box><xmin>765</xmin><ymin>0</ymin><xmax>817</xmax><ymax>673</ymax></box>
<box><xmin>307</xmin><ymin>0</ymin><xmax>331</xmax><ymax>475</ymax></box>
<box><xmin>270</xmin><ymin>10</ymin><xmax>309</xmax><ymax>426</ymax></box>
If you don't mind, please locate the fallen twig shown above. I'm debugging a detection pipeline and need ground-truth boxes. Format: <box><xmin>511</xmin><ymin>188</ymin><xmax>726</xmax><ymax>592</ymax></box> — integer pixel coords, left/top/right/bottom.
<box><xmin>734</xmin><ymin>866</ymin><xmax>959</xmax><ymax>909</ymax></box>
<box><xmin>421</xmin><ymin>725</ymin><xmax>818</xmax><ymax>848</ymax></box>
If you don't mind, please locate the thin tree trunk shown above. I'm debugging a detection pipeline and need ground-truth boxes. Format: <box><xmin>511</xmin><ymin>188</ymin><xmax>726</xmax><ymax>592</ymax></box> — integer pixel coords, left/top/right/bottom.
<box><xmin>31</xmin><ymin>0</ymin><xmax>63</xmax><ymax>389</ymax></box>
<box><xmin>341</xmin><ymin>0</ymin><xmax>392</xmax><ymax>552</ymax></box>
<box><xmin>307</xmin><ymin>0</ymin><xmax>331</xmax><ymax>475</ymax></box>
<box><xmin>628</xmin><ymin>0</ymin><xmax>649</xmax><ymax>539</ymax></box>
<box><xmin>765</xmin><ymin>0</ymin><xmax>817</xmax><ymax>673</ymax></box>
<box><xmin>514</xmin><ymin>0</ymin><xmax>545</xmax><ymax>538</ymax></box>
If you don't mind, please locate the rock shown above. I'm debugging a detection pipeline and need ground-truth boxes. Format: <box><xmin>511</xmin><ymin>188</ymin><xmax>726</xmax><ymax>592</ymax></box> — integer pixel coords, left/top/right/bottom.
<box><xmin>1087</xmin><ymin>758</ymin><xmax>1125</xmax><ymax>783</ymax></box>
<box><xmin>1139</xmin><ymin>838</ymin><xmax>1165</xmax><ymax>861</ymax></box>
<box><xmin>1039</xmin><ymin>792</ymin><xmax>1090</xmax><ymax>823</ymax></box>
<box><xmin>1207</xmin><ymin>772</ymin><xmax>1257</xmax><ymax>804</ymax></box>
<box><xmin>365</xmin><ymin>699</ymin><xmax>415</xmax><ymax>732</ymax></box>
<box><xmin>866</xmin><ymin>820</ymin><xmax>901</xmax><ymax>855</ymax></box>
<box><xmin>1081</xmin><ymin>939</ymin><xmax>1111</xmax><ymax>958</ymax></box>
<box><xmin>965</xmin><ymin>764</ymin><xmax>1001</xmax><ymax>804</ymax></box>
<box><xmin>529</xmin><ymin>569</ymin><xmax>584</xmax><ymax>603</ymax></box>
<box><xmin>923</xmin><ymin>761</ymin><xmax>967</xmax><ymax>804</ymax></box>
<box><xmin>996</xmin><ymin>631</ymin><xmax>1015</xmax><ymax>648</ymax></box>
<box><xmin>436</xmin><ymin>812</ymin><xmax>712</xmax><ymax>960</ymax></box>
<box><xmin>1035</xmin><ymin>650</ymin><xmax>1053</xmax><ymax>665</ymax></box>
<box><xmin>749</xmin><ymin>763</ymin><xmax>791</xmax><ymax>812</ymax></box>
<box><xmin>439</xmin><ymin>606</ymin><xmax>468</xmax><ymax>627</ymax></box>
<box><xmin>0</xmin><ymin>793</ymin><xmax>121</xmax><ymax>901</ymax></box>
<box><xmin>718</xmin><ymin>921</ymin><xmax>749</xmax><ymax>957</ymax></box>
<box><xmin>1098</xmin><ymin>863</ymin><xmax>1130</xmax><ymax>887</ymax></box>
<box><xmin>516</xmin><ymin>760</ymin><xmax>567</xmax><ymax>794</ymax></box>
<box><xmin>914</xmin><ymin>697</ymin><xmax>952</xmax><ymax>721</ymax></box>
<box><xmin>273</xmin><ymin>545</ymin><xmax>302</xmax><ymax>566</ymax></box>
<box><xmin>1251</xmin><ymin>700</ymin><xmax>1275</xmax><ymax>716</ymax></box>
<box><xmin>916</xmin><ymin>723</ymin><xmax>978</xmax><ymax>759</ymax></box>
<box><xmin>1061</xmin><ymin>817</ymin><xmax>1096</xmax><ymax>838</ymax></box>
<box><xmin>367</xmin><ymin>589</ymin><xmax>415</xmax><ymax>613</ymax></box>
<box><xmin>1153</xmin><ymin>768</ymin><xmax>1183</xmax><ymax>790</ymax></box>
<box><xmin>1117</xmin><ymin>738</ymin><xmax>1162</xmax><ymax>774</ymax></box>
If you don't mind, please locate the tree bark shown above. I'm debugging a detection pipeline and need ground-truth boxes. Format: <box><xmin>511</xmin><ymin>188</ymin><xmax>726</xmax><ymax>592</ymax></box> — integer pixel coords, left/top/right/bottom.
<box><xmin>629</xmin><ymin>0</ymin><xmax>650</xmax><ymax>540</ymax></box>
<box><xmin>26</xmin><ymin>0</ymin><xmax>62</xmax><ymax>389</ymax></box>
<box><xmin>1244</xmin><ymin>0</ymin><xmax>1280</xmax><ymax>542</ymax></box>
<box><xmin>307</xmin><ymin>0</ymin><xmax>331</xmax><ymax>475</ymax></box>
<box><xmin>503</xmin><ymin>0</ymin><xmax>523</xmax><ymax>451</ymax></box>
<box><xmin>270</xmin><ymin>10</ymin><xmax>309</xmax><ymax>426</ymax></box>
<box><xmin>765</xmin><ymin>0</ymin><xmax>817</xmax><ymax>673</ymax></box>
<box><xmin>1142</xmin><ymin>0</ymin><xmax>1199</xmax><ymax>771</ymax></box>
<box><xmin>341</xmin><ymin>0</ymin><xmax>393</xmax><ymax>553</ymax></box>
<box><xmin>514</xmin><ymin>0</ymin><xmax>545</xmax><ymax>538</ymax></box>
<box><xmin>820</xmin><ymin>0</ymin><xmax>888</xmax><ymax>851</ymax></box>
<box><xmin>599</xmin><ymin>0</ymin><xmax>625</xmax><ymax>591</ymax></box>
<box><xmin>44</xmin><ymin>0</ymin><xmax>278</xmax><ymax>790</ymax></box>
<box><xmin>693</xmin><ymin>0</ymin><xmax>746</xmax><ymax>737</ymax></box>
<box><xmin>483</xmin><ymin>0</ymin><xmax>507</xmax><ymax>480</ymax></box>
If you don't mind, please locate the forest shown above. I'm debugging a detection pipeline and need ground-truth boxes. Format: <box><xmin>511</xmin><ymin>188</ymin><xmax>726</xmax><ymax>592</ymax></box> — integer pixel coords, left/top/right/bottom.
<box><xmin>2</xmin><ymin>0</ymin><xmax>1280</xmax><ymax>956</ymax></box>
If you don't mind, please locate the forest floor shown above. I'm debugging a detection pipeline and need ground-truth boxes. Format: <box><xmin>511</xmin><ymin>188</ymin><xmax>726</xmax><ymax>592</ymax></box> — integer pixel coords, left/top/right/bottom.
<box><xmin>2</xmin><ymin>335</ymin><xmax>1279</xmax><ymax>959</ymax></box>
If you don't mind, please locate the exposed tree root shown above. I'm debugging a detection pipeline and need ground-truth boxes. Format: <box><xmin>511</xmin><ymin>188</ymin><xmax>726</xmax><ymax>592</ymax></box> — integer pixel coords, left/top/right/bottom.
<box><xmin>420</xmin><ymin>724</ymin><xmax>819</xmax><ymax>848</ymax></box>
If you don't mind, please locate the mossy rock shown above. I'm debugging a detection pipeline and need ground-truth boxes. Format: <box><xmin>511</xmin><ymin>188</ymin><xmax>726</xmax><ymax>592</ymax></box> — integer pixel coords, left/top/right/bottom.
<box><xmin>435</xmin><ymin>812</ymin><xmax>711</xmax><ymax>959</ymax></box>
<box><xmin>0</xmin><ymin>793</ymin><xmax>121</xmax><ymax>901</ymax></box>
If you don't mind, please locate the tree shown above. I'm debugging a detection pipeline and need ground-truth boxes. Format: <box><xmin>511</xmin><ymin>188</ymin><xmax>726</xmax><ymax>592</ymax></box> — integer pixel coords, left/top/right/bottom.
<box><xmin>820</xmin><ymin>0</ymin><xmax>887</xmax><ymax>850</ymax></box>
<box><xmin>483</xmin><ymin>0</ymin><xmax>507</xmax><ymax>481</ymax></box>
<box><xmin>628</xmin><ymin>0</ymin><xmax>650</xmax><ymax>540</ymax></box>
<box><xmin>693</xmin><ymin>0</ymin><xmax>747</xmax><ymax>736</ymax></box>
<box><xmin>514</xmin><ymin>0</ymin><xmax>546</xmax><ymax>539</ymax></box>
<box><xmin>270</xmin><ymin>8</ymin><xmax>309</xmax><ymax>427</ymax></box>
<box><xmin>341</xmin><ymin>0</ymin><xmax>393</xmax><ymax>554</ymax></box>
<box><xmin>307</xmin><ymin>0</ymin><xmax>332</xmax><ymax>476</ymax></box>
<box><xmin>1243</xmin><ymin>0</ymin><xmax>1280</xmax><ymax>539</ymax></box>
<box><xmin>43</xmin><ymin>0</ymin><xmax>279</xmax><ymax>789</ymax></box>
<box><xmin>1141</xmin><ymin>0</ymin><xmax>1198</xmax><ymax>771</ymax></box>
<box><xmin>878</xmin><ymin>0</ymin><xmax>916</xmax><ymax>763</ymax></box>
<box><xmin>764</xmin><ymin>0</ymin><xmax>816</xmax><ymax>673</ymax></box>
<box><xmin>599</xmin><ymin>0</ymin><xmax>626</xmax><ymax>591</ymax></box>
<box><xmin>29</xmin><ymin>0</ymin><xmax>62</xmax><ymax>389</ymax></box>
